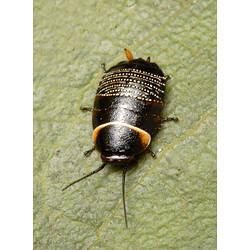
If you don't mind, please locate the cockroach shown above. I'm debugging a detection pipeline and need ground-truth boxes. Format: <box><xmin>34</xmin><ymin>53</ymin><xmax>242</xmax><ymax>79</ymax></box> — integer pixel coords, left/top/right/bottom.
<box><xmin>62</xmin><ymin>49</ymin><xmax>178</xmax><ymax>227</ymax></box>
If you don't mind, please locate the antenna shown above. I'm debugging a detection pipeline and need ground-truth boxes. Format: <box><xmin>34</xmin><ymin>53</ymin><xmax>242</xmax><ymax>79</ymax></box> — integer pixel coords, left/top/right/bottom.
<box><xmin>122</xmin><ymin>166</ymin><xmax>128</xmax><ymax>228</ymax></box>
<box><xmin>62</xmin><ymin>162</ymin><xmax>107</xmax><ymax>191</ymax></box>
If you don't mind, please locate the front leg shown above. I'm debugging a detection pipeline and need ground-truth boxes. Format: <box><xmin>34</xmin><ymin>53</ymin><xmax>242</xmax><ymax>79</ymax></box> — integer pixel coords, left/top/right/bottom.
<box><xmin>101</xmin><ymin>63</ymin><xmax>107</xmax><ymax>73</ymax></box>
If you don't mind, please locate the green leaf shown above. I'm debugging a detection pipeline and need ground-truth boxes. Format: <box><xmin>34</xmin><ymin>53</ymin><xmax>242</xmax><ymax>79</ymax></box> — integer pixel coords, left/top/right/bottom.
<box><xmin>34</xmin><ymin>0</ymin><xmax>216</xmax><ymax>249</ymax></box>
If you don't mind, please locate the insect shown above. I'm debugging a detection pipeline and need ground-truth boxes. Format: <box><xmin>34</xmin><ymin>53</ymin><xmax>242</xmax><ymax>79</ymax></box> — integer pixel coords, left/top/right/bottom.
<box><xmin>62</xmin><ymin>49</ymin><xmax>178</xmax><ymax>227</ymax></box>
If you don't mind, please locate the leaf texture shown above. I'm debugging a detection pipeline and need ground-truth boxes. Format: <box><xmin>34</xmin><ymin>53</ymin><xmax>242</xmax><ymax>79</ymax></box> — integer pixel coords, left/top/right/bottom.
<box><xmin>34</xmin><ymin>0</ymin><xmax>216</xmax><ymax>249</ymax></box>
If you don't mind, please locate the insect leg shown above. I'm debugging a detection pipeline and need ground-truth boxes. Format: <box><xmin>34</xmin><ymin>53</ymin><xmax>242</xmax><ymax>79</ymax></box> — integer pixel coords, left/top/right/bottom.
<box><xmin>84</xmin><ymin>146</ymin><xmax>95</xmax><ymax>157</ymax></box>
<box><xmin>80</xmin><ymin>107</ymin><xmax>93</xmax><ymax>112</ymax></box>
<box><xmin>146</xmin><ymin>147</ymin><xmax>156</xmax><ymax>158</ymax></box>
<box><xmin>163</xmin><ymin>75</ymin><xmax>171</xmax><ymax>82</ymax></box>
<box><xmin>161</xmin><ymin>117</ymin><xmax>179</xmax><ymax>123</ymax></box>
<box><xmin>101</xmin><ymin>63</ymin><xmax>107</xmax><ymax>73</ymax></box>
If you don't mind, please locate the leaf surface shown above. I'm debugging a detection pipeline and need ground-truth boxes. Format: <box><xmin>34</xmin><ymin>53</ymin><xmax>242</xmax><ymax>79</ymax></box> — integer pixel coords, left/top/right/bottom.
<box><xmin>34</xmin><ymin>0</ymin><xmax>216</xmax><ymax>249</ymax></box>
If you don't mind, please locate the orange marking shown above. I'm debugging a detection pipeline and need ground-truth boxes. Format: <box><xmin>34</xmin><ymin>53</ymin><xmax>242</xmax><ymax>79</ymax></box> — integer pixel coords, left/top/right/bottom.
<box><xmin>146</xmin><ymin>56</ymin><xmax>150</xmax><ymax>63</ymax></box>
<box><xmin>124</xmin><ymin>48</ymin><xmax>133</xmax><ymax>61</ymax></box>
<box><xmin>93</xmin><ymin>121</ymin><xmax>151</xmax><ymax>149</ymax></box>
<box><xmin>135</xmin><ymin>128</ymin><xmax>151</xmax><ymax>149</ymax></box>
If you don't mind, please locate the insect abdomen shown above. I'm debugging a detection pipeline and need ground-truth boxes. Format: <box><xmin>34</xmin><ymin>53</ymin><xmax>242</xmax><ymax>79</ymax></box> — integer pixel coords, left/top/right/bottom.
<box><xmin>93</xmin><ymin>67</ymin><xmax>166</xmax><ymax>136</ymax></box>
